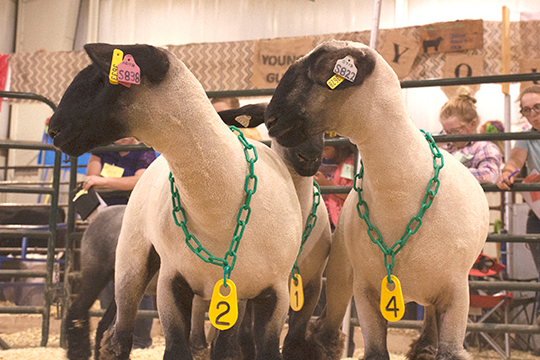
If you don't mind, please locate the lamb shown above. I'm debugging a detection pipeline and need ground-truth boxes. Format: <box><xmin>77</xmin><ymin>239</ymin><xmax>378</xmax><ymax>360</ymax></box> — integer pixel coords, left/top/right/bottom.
<box><xmin>217</xmin><ymin>103</ymin><xmax>333</xmax><ymax>359</ymax></box>
<box><xmin>48</xmin><ymin>43</ymin><xmax>303</xmax><ymax>360</ymax></box>
<box><xmin>64</xmin><ymin>205</ymin><xmax>160</xmax><ymax>360</ymax></box>
<box><xmin>265</xmin><ymin>40</ymin><xmax>490</xmax><ymax>360</ymax></box>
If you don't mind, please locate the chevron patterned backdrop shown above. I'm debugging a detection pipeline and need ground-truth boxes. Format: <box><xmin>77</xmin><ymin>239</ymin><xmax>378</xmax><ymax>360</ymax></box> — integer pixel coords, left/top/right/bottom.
<box><xmin>6</xmin><ymin>20</ymin><xmax>540</xmax><ymax>106</ymax></box>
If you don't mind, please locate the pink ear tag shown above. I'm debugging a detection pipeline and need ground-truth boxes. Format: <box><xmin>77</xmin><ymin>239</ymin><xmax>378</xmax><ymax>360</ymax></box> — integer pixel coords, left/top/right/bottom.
<box><xmin>117</xmin><ymin>54</ymin><xmax>141</xmax><ymax>88</ymax></box>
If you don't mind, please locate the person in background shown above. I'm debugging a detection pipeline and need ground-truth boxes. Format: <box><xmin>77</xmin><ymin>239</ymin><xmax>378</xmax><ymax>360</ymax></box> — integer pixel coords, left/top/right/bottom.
<box><xmin>83</xmin><ymin>137</ymin><xmax>157</xmax><ymax>205</ymax></box>
<box><xmin>497</xmin><ymin>85</ymin><xmax>540</xmax><ymax>339</ymax></box>
<box><xmin>313</xmin><ymin>134</ymin><xmax>356</xmax><ymax>230</ymax></box>
<box><xmin>83</xmin><ymin>136</ymin><xmax>157</xmax><ymax>349</ymax></box>
<box><xmin>211</xmin><ymin>97</ymin><xmax>263</xmax><ymax>141</ymax></box>
<box><xmin>439</xmin><ymin>86</ymin><xmax>502</xmax><ymax>184</ymax></box>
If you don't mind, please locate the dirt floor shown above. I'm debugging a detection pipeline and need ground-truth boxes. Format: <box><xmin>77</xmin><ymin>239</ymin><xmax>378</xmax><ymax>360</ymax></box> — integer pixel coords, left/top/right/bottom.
<box><xmin>0</xmin><ymin>310</ymin><xmax>538</xmax><ymax>360</ymax></box>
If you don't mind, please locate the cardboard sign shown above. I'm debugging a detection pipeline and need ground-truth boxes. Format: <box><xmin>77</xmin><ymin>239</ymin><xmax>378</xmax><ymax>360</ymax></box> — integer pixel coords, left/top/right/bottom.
<box><xmin>251</xmin><ymin>37</ymin><xmax>313</xmax><ymax>89</ymax></box>
<box><xmin>441</xmin><ymin>53</ymin><xmax>484</xmax><ymax>98</ymax></box>
<box><xmin>419</xmin><ymin>19</ymin><xmax>483</xmax><ymax>54</ymax></box>
<box><xmin>378</xmin><ymin>31</ymin><xmax>420</xmax><ymax>79</ymax></box>
<box><xmin>519</xmin><ymin>58</ymin><xmax>540</xmax><ymax>93</ymax></box>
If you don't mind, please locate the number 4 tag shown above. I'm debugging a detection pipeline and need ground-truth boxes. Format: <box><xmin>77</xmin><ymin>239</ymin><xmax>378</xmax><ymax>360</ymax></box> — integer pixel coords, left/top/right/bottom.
<box><xmin>380</xmin><ymin>275</ymin><xmax>405</xmax><ymax>322</ymax></box>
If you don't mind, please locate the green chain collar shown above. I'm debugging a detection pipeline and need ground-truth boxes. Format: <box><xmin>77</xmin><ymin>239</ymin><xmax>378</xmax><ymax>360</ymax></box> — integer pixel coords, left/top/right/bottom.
<box><xmin>291</xmin><ymin>181</ymin><xmax>321</xmax><ymax>281</ymax></box>
<box><xmin>169</xmin><ymin>126</ymin><xmax>258</xmax><ymax>287</ymax></box>
<box><xmin>354</xmin><ymin>130</ymin><xmax>444</xmax><ymax>283</ymax></box>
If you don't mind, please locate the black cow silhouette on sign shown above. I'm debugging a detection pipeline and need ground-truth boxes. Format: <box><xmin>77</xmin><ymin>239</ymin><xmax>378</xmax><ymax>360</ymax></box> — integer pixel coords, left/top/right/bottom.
<box><xmin>423</xmin><ymin>37</ymin><xmax>444</xmax><ymax>53</ymax></box>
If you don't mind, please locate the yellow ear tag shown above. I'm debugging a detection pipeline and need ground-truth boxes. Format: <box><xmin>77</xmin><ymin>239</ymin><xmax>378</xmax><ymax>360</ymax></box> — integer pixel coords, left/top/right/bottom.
<box><xmin>327</xmin><ymin>74</ymin><xmax>345</xmax><ymax>89</ymax></box>
<box><xmin>290</xmin><ymin>274</ymin><xmax>304</xmax><ymax>311</ymax></box>
<box><xmin>109</xmin><ymin>49</ymin><xmax>124</xmax><ymax>85</ymax></box>
<box><xmin>208</xmin><ymin>279</ymin><xmax>238</xmax><ymax>330</ymax></box>
<box><xmin>380</xmin><ymin>275</ymin><xmax>405</xmax><ymax>322</ymax></box>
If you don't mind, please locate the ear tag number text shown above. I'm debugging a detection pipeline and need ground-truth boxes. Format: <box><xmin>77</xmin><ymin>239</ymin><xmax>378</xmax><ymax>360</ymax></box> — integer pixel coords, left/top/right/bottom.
<box><xmin>109</xmin><ymin>49</ymin><xmax>124</xmax><ymax>85</ymax></box>
<box><xmin>333</xmin><ymin>55</ymin><xmax>357</xmax><ymax>82</ymax></box>
<box><xmin>290</xmin><ymin>274</ymin><xmax>304</xmax><ymax>311</ymax></box>
<box><xmin>209</xmin><ymin>279</ymin><xmax>238</xmax><ymax>330</ymax></box>
<box><xmin>117</xmin><ymin>54</ymin><xmax>141</xmax><ymax>88</ymax></box>
<box><xmin>380</xmin><ymin>275</ymin><xmax>405</xmax><ymax>322</ymax></box>
<box><xmin>327</xmin><ymin>74</ymin><xmax>345</xmax><ymax>89</ymax></box>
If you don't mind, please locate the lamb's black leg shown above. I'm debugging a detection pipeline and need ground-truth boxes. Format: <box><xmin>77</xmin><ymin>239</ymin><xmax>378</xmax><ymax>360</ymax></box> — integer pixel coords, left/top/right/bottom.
<box><xmin>210</xmin><ymin>299</ymin><xmax>247</xmax><ymax>360</ymax></box>
<box><xmin>252</xmin><ymin>286</ymin><xmax>289</xmax><ymax>360</ymax></box>
<box><xmin>158</xmin><ymin>270</ymin><xmax>195</xmax><ymax>360</ymax></box>
<box><xmin>66</xmin><ymin>266</ymin><xmax>113</xmax><ymax>360</ymax></box>
<box><xmin>282</xmin><ymin>278</ymin><xmax>323</xmax><ymax>360</ymax></box>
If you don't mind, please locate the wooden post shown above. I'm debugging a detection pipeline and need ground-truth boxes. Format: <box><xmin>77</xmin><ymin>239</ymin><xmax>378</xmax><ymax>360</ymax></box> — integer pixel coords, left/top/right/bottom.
<box><xmin>501</xmin><ymin>6</ymin><xmax>511</xmax><ymax>95</ymax></box>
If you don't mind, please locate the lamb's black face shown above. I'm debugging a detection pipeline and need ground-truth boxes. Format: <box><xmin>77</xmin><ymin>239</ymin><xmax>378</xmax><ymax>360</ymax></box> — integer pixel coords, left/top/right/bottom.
<box><xmin>217</xmin><ymin>103</ymin><xmax>322</xmax><ymax>176</ymax></box>
<box><xmin>284</xmin><ymin>134</ymin><xmax>324</xmax><ymax>177</ymax></box>
<box><xmin>265</xmin><ymin>41</ymin><xmax>377</xmax><ymax>148</ymax></box>
<box><xmin>48</xmin><ymin>43</ymin><xmax>170</xmax><ymax>157</ymax></box>
<box><xmin>48</xmin><ymin>64</ymin><xmax>130</xmax><ymax>157</ymax></box>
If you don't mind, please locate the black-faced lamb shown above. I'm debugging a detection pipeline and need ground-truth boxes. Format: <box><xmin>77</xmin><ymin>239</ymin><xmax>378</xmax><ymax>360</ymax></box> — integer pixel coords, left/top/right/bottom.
<box><xmin>265</xmin><ymin>40</ymin><xmax>490</xmax><ymax>360</ymax></box>
<box><xmin>48</xmin><ymin>43</ymin><xmax>303</xmax><ymax>360</ymax></box>
<box><xmin>217</xmin><ymin>103</ymin><xmax>333</xmax><ymax>359</ymax></box>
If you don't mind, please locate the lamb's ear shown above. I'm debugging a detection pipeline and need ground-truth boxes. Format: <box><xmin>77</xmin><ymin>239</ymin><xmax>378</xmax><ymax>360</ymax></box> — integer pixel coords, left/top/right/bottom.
<box><xmin>217</xmin><ymin>103</ymin><xmax>267</xmax><ymax>128</ymax></box>
<box><xmin>84</xmin><ymin>43</ymin><xmax>170</xmax><ymax>84</ymax></box>
<box><xmin>307</xmin><ymin>45</ymin><xmax>376</xmax><ymax>90</ymax></box>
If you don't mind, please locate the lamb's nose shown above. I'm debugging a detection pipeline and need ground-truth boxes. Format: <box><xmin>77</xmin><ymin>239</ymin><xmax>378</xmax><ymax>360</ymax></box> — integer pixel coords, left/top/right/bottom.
<box><xmin>48</xmin><ymin>128</ymin><xmax>58</xmax><ymax>139</ymax></box>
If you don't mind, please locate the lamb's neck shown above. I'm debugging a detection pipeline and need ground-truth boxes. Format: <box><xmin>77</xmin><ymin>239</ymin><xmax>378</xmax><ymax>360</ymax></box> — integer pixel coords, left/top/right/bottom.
<box><xmin>335</xmin><ymin>85</ymin><xmax>434</xmax><ymax>194</ymax></box>
<box><xmin>289</xmin><ymin>170</ymin><xmax>316</xmax><ymax>223</ymax></box>
<box><xmin>129</xmin><ymin>80</ymin><xmax>248</xmax><ymax>220</ymax></box>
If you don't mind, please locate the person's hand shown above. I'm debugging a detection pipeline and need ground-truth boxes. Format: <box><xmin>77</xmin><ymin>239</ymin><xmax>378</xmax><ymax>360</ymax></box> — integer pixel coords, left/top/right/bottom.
<box><xmin>496</xmin><ymin>169</ymin><xmax>515</xmax><ymax>190</ymax></box>
<box><xmin>82</xmin><ymin>175</ymin><xmax>107</xmax><ymax>190</ymax></box>
<box><xmin>313</xmin><ymin>171</ymin><xmax>333</xmax><ymax>186</ymax></box>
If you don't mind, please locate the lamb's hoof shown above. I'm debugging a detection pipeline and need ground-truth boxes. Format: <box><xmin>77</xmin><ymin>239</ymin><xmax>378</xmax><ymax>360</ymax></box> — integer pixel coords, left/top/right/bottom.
<box><xmin>305</xmin><ymin>321</ymin><xmax>345</xmax><ymax>360</ymax></box>
<box><xmin>99</xmin><ymin>330</ymin><xmax>130</xmax><ymax>360</ymax></box>
<box><xmin>191</xmin><ymin>345</ymin><xmax>211</xmax><ymax>360</ymax></box>
<box><xmin>282</xmin><ymin>337</ymin><xmax>318</xmax><ymax>360</ymax></box>
<box><xmin>66</xmin><ymin>317</ymin><xmax>91</xmax><ymax>360</ymax></box>
<box><xmin>406</xmin><ymin>337</ymin><xmax>437</xmax><ymax>360</ymax></box>
<box><xmin>406</xmin><ymin>344</ymin><xmax>437</xmax><ymax>360</ymax></box>
<box><xmin>435</xmin><ymin>348</ymin><xmax>472</xmax><ymax>360</ymax></box>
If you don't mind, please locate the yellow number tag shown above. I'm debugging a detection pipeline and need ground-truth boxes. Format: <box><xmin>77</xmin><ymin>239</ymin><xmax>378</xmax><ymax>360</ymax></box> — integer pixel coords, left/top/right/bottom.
<box><xmin>380</xmin><ymin>275</ymin><xmax>405</xmax><ymax>322</ymax></box>
<box><xmin>290</xmin><ymin>274</ymin><xmax>304</xmax><ymax>312</ymax></box>
<box><xmin>208</xmin><ymin>279</ymin><xmax>238</xmax><ymax>330</ymax></box>
<box><xmin>109</xmin><ymin>49</ymin><xmax>124</xmax><ymax>85</ymax></box>
<box><xmin>327</xmin><ymin>74</ymin><xmax>345</xmax><ymax>89</ymax></box>
<box><xmin>100</xmin><ymin>163</ymin><xmax>125</xmax><ymax>178</ymax></box>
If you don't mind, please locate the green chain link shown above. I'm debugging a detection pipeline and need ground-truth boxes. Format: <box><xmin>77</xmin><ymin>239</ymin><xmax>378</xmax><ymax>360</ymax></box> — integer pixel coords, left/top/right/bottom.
<box><xmin>169</xmin><ymin>126</ymin><xmax>258</xmax><ymax>287</ymax></box>
<box><xmin>354</xmin><ymin>130</ymin><xmax>444</xmax><ymax>283</ymax></box>
<box><xmin>291</xmin><ymin>181</ymin><xmax>321</xmax><ymax>282</ymax></box>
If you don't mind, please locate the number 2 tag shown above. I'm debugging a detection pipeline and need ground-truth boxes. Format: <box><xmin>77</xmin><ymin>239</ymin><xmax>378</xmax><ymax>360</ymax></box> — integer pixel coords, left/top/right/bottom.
<box><xmin>208</xmin><ymin>279</ymin><xmax>238</xmax><ymax>330</ymax></box>
<box><xmin>290</xmin><ymin>274</ymin><xmax>304</xmax><ymax>312</ymax></box>
<box><xmin>117</xmin><ymin>54</ymin><xmax>141</xmax><ymax>88</ymax></box>
<box><xmin>380</xmin><ymin>275</ymin><xmax>405</xmax><ymax>322</ymax></box>
<box><xmin>333</xmin><ymin>55</ymin><xmax>357</xmax><ymax>82</ymax></box>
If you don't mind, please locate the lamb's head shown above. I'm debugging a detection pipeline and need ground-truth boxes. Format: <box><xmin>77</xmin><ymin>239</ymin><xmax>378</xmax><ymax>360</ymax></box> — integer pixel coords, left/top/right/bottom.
<box><xmin>265</xmin><ymin>40</ymin><xmax>377</xmax><ymax>147</ymax></box>
<box><xmin>48</xmin><ymin>43</ymin><xmax>170</xmax><ymax>156</ymax></box>
<box><xmin>217</xmin><ymin>103</ymin><xmax>323</xmax><ymax>176</ymax></box>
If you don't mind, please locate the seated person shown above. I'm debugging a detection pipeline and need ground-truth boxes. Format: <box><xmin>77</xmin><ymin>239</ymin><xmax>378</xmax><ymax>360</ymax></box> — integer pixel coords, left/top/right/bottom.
<box><xmin>439</xmin><ymin>86</ymin><xmax>502</xmax><ymax>184</ymax></box>
<box><xmin>82</xmin><ymin>137</ymin><xmax>157</xmax><ymax>205</ymax></box>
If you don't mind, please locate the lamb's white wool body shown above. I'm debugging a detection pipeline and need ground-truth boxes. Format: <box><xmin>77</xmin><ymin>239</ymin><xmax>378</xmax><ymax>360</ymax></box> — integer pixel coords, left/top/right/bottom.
<box><xmin>47</xmin><ymin>44</ymin><xmax>303</xmax><ymax>360</ymax></box>
<box><xmin>266</xmin><ymin>40</ymin><xmax>489</xmax><ymax>360</ymax></box>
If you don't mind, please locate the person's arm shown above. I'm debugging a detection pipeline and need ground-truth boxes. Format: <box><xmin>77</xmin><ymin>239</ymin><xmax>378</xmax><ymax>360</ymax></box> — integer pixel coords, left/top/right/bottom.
<box><xmin>497</xmin><ymin>147</ymin><xmax>528</xmax><ymax>190</ymax></box>
<box><xmin>313</xmin><ymin>171</ymin><xmax>349</xmax><ymax>201</ymax></box>
<box><xmin>83</xmin><ymin>168</ymin><xmax>146</xmax><ymax>191</ymax></box>
<box><xmin>467</xmin><ymin>143</ymin><xmax>502</xmax><ymax>184</ymax></box>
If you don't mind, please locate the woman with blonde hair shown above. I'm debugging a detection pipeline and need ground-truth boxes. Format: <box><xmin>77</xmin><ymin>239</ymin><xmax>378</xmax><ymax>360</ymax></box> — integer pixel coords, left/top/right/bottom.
<box><xmin>439</xmin><ymin>86</ymin><xmax>502</xmax><ymax>183</ymax></box>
